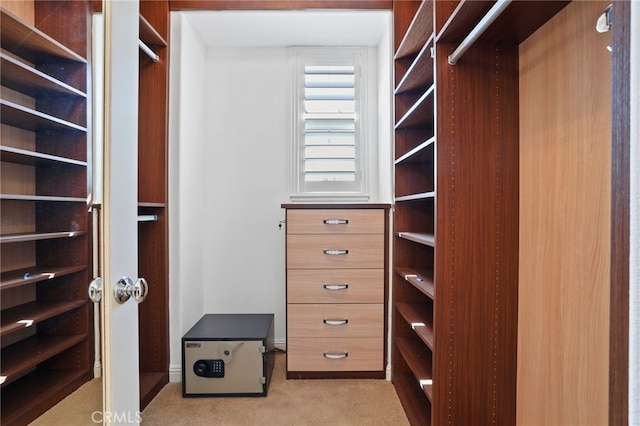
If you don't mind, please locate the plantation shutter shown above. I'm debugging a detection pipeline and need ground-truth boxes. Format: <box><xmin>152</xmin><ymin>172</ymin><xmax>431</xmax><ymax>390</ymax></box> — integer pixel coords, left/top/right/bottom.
<box><xmin>303</xmin><ymin>65</ymin><xmax>356</xmax><ymax>183</ymax></box>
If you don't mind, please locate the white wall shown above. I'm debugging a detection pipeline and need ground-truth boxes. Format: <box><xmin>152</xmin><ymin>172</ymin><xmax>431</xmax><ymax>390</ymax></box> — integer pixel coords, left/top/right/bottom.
<box><xmin>168</xmin><ymin>13</ymin><xmax>208</xmax><ymax>380</ymax></box>
<box><xmin>201</xmin><ymin>46</ymin><xmax>290</xmax><ymax>344</ymax></box>
<box><xmin>169</xmin><ymin>11</ymin><xmax>392</xmax><ymax>381</ymax></box>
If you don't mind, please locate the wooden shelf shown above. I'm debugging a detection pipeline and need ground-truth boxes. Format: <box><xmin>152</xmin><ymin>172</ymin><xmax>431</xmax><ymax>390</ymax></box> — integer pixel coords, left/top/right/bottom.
<box><xmin>138</xmin><ymin>202</ymin><xmax>166</xmax><ymax>208</ymax></box>
<box><xmin>0</xmin><ymin>265</ymin><xmax>86</xmax><ymax>291</ymax></box>
<box><xmin>0</xmin><ymin>194</ymin><xmax>87</xmax><ymax>203</ymax></box>
<box><xmin>0</xmin><ymin>53</ymin><xmax>87</xmax><ymax>98</ymax></box>
<box><xmin>397</xmin><ymin>232</ymin><xmax>435</xmax><ymax>247</ymax></box>
<box><xmin>437</xmin><ymin>0</ymin><xmax>493</xmax><ymax>43</ymax></box>
<box><xmin>395</xmin><ymin>192</ymin><xmax>435</xmax><ymax>203</ymax></box>
<box><xmin>1</xmin><ymin>333</ymin><xmax>87</xmax><ymax>387</ymax></box>
<box><xmin>0</xmin><ymin>99</ymin><xmax>87</xmax><ymax>133</ymax></box>
<box><xmin>437</xmin><ymin>0</ymin><xmax>570</xmax><ymax>45</ymax></box>
<box><xmin>395</xmin><ymin>0</ymin><xmax>433</xmax><ymax>59</ymax></box>
<box><xmin>395</xmin><ymin>86</ymin><xmax>434</xmax><ymax>130</ymax></box>
<box><xmin>1</xmin><ymin>2</ymin><xmax>92</xmax><ymax>422</ymax></box>
<box><xmin>395</xmin><ymin>267</ymin><xmax>434</xmax><ymax>299</ymax></box>
<box><xmin>0</xmin><ymin>8</ymin><xmax>86</xmax><ymax>64</ymax></box>
<box><xmin>140</xmin><ymin>371</ymin><xmax>168</xmax><ymax>410</ymax></box>
<box><xmin>1</xmin><ymin>146</ymin><xmax>87</xmax><ymax>167</ymax></box>
<box><xmin>395</xmin><ymin>337</ymin><xmax>432</xmax><ymax>387</ymax></box>
<box><xmin>392</xmin><ymin>370</ymin><xmax>432</xmax><ymax>424</ymax></box>
<box><xmin>139</xmin><ymin>14</ymin><xmax>167</xmax><ymax>47</ymax></box>
<box><xmin>138</xmin><ymin>0</ymin><xmax>171</xmax><ymax>408</ymax></box>
<box><xmin>0</xmin><ymin>231</ymin><xmax>86</xmax><ymax>244</ymax></box>
<box><xmin>395</xmin><ymin>137</ymin><xmax>435</xmax><ymax>165</ymax></box>
<box><xmin>395</xmin><ymin>35</ymin><xmax>434</xmax><ymax>95</ymax></box>
<box><xmin>396</xmin><ymin>303</ymin><xmax>434</xmax><ymax>349</ymax></box>
<box><xmin>0</xmin><ymin>369</ymin><xmax>91</xmax><ymax>426</ymax></box>
<box><xmin>1</xmin><ymin>300</ymin><xmax>87</xmax><ymax>336</ymax></box>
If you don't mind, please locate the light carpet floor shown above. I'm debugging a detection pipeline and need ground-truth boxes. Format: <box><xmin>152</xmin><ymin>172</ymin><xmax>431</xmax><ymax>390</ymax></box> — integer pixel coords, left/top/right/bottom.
<box><xmin>31</xmin><ymin>352</ymin><xmax>410</xmax><ymax>425</ymax></box>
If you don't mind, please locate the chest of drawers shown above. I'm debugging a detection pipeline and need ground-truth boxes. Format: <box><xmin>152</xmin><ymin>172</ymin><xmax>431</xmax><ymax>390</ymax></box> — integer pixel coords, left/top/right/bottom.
<box><xmin>282</xmin><ymin>205</ymin><xmax>389</xmax><ymax>379</ymax></box>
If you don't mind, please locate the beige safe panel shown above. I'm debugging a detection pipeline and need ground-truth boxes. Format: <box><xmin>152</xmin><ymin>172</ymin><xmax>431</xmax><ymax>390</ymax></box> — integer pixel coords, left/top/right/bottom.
<box><xmin>287</xmin><ymin>234</ymin><xmax>383</xmax><ymax>269</ymax></box>
<box><xmin>287</xmin><ymin>337</ymin><xmax>382</xmax><ymax>372</ymax></box>
<box><xmin>287</xmin><ymin>268</ymin><xmax>384</xmax><ymax>304</ymax></box>
<box><xmin>287</xmin><ymin>303</ymin><xmax>383</xmax><ymax>338</ymax></box>
<box><xmin>183</xmin><ymin>340</ymin><xmax>264</xmax><ymax>395</ymax></box>
<box><xmin>286</xmin><ymin>209</ymin><xmax>384</xmax><ymax>235</ymax></box>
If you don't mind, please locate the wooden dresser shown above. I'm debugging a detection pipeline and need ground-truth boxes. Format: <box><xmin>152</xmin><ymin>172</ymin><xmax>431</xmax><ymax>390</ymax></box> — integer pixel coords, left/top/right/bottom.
<box><xmin>282</xmin><ymin>204</ymin><xmax>389</xmax><ymax>379</ymax></box>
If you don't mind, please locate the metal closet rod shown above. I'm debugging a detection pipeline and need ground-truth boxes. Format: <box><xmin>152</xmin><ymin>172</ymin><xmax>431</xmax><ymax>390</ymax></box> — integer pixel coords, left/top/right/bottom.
<box><xmin>138</xmin><ymin>39</ymin><xmax>159</xmax><ymax>62</ymax></box>
<box><xmin>448</xmin><ymin>0</ymin><xmax>512</xmax><ymax>65</ymax></box>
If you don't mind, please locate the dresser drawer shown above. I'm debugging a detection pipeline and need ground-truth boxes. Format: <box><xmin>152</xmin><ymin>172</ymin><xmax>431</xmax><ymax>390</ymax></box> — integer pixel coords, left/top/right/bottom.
<box><xmin>287</xmin><ymin>303</ymin><xmax>383</xmax><ymax>338</ymax></box>
<box><xmin>287</xmin><ymin>269</ymin><xmax>383</xmax><ymax>303</ymax></box>
<box><xmin>287</xmin><ymin>234</ymin><xmax>383</xmax><ymax>269</ymax></box>
<box><xmin>286</xmin><ymin>209</ymin><xmax>384</xmax><ymax>235</ymax></box>
<box><xmin>287</xmin><ymin>337</ymin><xmax>383</xmax><ymax>372</ymax></box>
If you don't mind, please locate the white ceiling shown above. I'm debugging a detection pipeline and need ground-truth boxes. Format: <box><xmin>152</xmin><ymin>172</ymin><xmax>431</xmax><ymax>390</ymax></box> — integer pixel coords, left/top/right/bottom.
<box><xmin>180</xmin><ymin>10</ymin><xmax>391</xmax><ymax>48</ymax></box>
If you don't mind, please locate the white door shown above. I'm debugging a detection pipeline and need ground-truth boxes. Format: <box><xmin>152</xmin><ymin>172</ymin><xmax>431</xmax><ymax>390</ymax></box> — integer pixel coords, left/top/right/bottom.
<box><xmin>101</xmin><ymin>0</ymin><xmax>142</xmax><ymax>423</ymax></box>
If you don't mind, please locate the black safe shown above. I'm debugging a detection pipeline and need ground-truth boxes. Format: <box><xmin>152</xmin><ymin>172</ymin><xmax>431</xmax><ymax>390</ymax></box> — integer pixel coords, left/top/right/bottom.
<box><xmin>182</xmin><ymin>314</ymin><xmax>275</xmax><ymax>397</ymax></box>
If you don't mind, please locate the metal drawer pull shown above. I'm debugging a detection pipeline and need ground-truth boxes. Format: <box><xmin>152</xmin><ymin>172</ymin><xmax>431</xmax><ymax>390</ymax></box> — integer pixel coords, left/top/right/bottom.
<box><xmin>323</xmin><ymin>352</ymin><xmax>348</xmax><ymax>359</ymax></box>
<box><xmin>323</xmin><ymin>219</ymin><xmax>349</xmax><ymax>225</ymax></box>
<box><xmin>323</xmin><ymin>319</ymin><xmax>349</xmax><ymax>326</ymax></box>
<box><xmin>323</xmin><ymin>284</ymin><xmax>349</xmax><ymax>290</ymax></box>
<box><xmin>323</xmin><ymin>249</ymin><xmax>348</xmax><ymax>255</ymax></box>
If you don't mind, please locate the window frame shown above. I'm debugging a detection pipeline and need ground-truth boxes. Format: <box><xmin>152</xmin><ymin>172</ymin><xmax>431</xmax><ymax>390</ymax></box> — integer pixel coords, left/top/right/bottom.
<box><xmin>290</xmin><ymin>47</ymin><xmax>371</xmax><ymax>201</ymax></box>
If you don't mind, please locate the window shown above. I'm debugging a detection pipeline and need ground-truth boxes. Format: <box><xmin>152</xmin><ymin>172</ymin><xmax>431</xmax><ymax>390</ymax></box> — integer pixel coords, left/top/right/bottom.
<box><xmin>291</xmin><ymin>48</ymin><xmax>370</xmax><ymax>200</ymax></box>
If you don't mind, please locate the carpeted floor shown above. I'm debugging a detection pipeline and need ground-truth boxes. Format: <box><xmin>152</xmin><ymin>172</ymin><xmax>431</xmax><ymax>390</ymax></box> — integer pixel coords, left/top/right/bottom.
<box><xmin>31</xmin><ymin>352</ymin><xmax>410</xmax><ymax>425</ymax></box>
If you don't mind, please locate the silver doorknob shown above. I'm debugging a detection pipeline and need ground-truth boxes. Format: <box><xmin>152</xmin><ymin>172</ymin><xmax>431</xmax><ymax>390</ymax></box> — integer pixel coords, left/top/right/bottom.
<box><xmin>88</xmin><ymin>277</ymin><xmax>103</xmax><ymax>302</ymax></box>
<box><xmin>114</xmin><ymin>277</ymin><xmax>149</xmax><ymax>304</ymax></box>
<box><xmin>132</xmin><ymin>278</ymin><xmax>148</xmax><ymax>303</ymax></box>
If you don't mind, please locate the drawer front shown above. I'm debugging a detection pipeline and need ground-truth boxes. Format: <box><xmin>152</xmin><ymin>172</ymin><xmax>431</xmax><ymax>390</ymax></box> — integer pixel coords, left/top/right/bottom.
<box><xmin>287</xmin><ymin>209</ymin><xmax>384</xmax><ymax>235</ymax></box>
<box><xmin>287</xmin><ymin>337</ymin><xmax>383</xmax><ymax>372</ymax></box>
<box><xmin>287</xmin><ymin>303</ymin><xmax>383</xmax><ymax>338</ymax></box>
<box><xmin>287</xmin><ymin>269</ymin><xmax>384</xmax><ymax>303</ymax></box>
<box><xmin>287</xmin><ymin>234</ymin><xmax>383</xmax><ymax>269</ymax></box>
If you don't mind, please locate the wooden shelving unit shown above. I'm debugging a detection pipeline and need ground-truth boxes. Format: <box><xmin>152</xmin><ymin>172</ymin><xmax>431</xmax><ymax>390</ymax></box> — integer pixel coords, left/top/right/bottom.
<box><xmin>391</xmin><ymin>1</ymin><xmax>436</xmax><ymax>424</ymax></box>
<box><xmin>391</xmin><ymin>0</ymin><xmax>578</xmax><ymax>424</ymax></box>
<box><xmin>0</xmin><ymin>3</ymin><xmax>92</xmax><ymax>424</ymax></box>
<box><xmin>137</xmin><ymin>0</ymin><xmax>170</xmax><ymax>410</ymax></box>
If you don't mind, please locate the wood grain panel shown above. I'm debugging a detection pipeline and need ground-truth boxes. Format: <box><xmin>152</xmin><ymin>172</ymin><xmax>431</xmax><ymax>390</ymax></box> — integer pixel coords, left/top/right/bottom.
<box><xmin>433</xmin><ymin>41</ymin><xmax>519</xmax><ymax>426</ymax></box>
<box><xmin>286</xmin><ymin>209</ymin><xmax>383</xmax><ymax>235</ymax></box>
<box><xmin>0</xmin><ymin>200</ymin><xmax>35</xmax><ymax>234</ymax></box>
<box><xmin>0</xmin><ymin>123</ymin><xmax>35</xmax><ymax>150</ymax></box>
<box><xmin>287</xmin><ymin>268</ymin><xmax>383</xmax><ymax>303</ymax></box>
<box><xmin>170</xmin><ymin>0</ymin><xmax>392</xmax><ymax>11</ymax></box>
<box><xmin>287</xmin><ymin>303</ymin><xmax>383</xmax><ymax>337</ymax></box>
<box><xmin>287</xmin><ymin>234</ymin><xmax>383</xmax><ymax>269</ymax></box>
<box><xmin>0</xmin><ymin>0</ymin><xmax>34</xmax><ymax>24</ymax></box>
<box><xmin>517</xmin><ymin>2</ymin><xmax>611</xmax><ymax>425</ymax></box>
<box><xmin>287</xmin><ymin>337</ymin><xmax>382</xmax><ymax>371</ymax></box>
<box><xmin>0</xmin><ymin>242</ymin><xmax>35</xmax><ymax>273</ymax></box>
<box><xmin>609</xmin><ymin>1</ymin><xmax>631</xmax><ymax>424</ymax></box>
<box><xmin>0</xmin><ymin>162</ymin><xmax>35</xmax><ymax>194</ymax></box>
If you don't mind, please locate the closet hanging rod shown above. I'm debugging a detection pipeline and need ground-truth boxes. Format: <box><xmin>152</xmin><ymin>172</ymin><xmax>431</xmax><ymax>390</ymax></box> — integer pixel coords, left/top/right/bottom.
<box><xmin>138</xmin><ymin>39</ymin><xmax>159</xmax><ymax>63</ymax></box>
<box><xmin>448</xmin><ymin>0</ymin><xmax>512</xmax><ymax>65</ymax></box>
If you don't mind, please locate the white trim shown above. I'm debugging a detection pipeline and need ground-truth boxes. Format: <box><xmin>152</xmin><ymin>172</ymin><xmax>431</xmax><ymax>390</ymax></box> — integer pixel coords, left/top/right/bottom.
<box><xmin>290</xmin><ymin>47</ymin><xmax>373</xmax><ymax>201</ymax></box>
<box><xmin>169</xmin><ymin>364</ymin><xmax>182</xmax><ymax>383</ymax></box>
